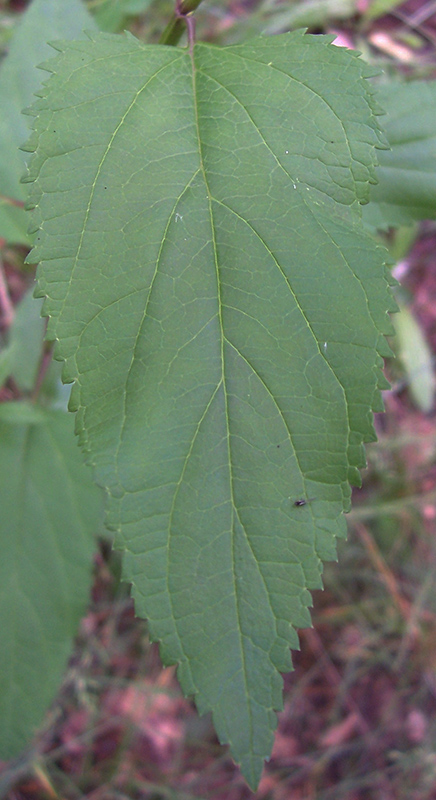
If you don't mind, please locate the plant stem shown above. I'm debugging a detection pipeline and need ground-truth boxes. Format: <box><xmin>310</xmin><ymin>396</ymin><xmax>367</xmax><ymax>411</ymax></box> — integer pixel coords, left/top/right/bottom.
<box><xmin>0</xmin><ymin>194</ymin><xmax>25</xmax><ymax>208</ymax></box>
<box><xmin>159</xmin><ymin>0</ymin><xmax>204</xmax><ymax>48</ymax></box>
<box><xmin>31</xmin><ymin>344</ymin><xmax>52</xmax><ymax>404</ymax></box>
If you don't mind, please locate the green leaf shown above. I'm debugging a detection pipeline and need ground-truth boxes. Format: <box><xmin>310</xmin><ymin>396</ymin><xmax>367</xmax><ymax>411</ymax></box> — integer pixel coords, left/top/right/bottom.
<box><xmin>5</xmin><ymin>287</ymin><xmax>45</xmax><ymax>392</ymax></box>
<box><xmin>262</xmin><ymin>0</ymin><xmax>358</xmax><ymax>35</ymax></box>
<box><xmin>25</xmin><ymin>30</ymin><xmax>394</xmax><ymax>787</ymax></box>
<box><xmin>363</xmin><ymin>0</ymin><xmax>404</xmax><ymax>22</ymax></box>
<box><xmin>0</xmin><ymin>403</ymin><xmax>104</xmax><ymax>760</ymax></box>
<box><xmin>0</xmin><ymin>0</ymin><xmax>97</xmax><ymax>245</ymax></box>
<box><xmin>91</xmin><ymin>0</ymin><xmax>154</xmax><ymax>32</ymax></box>
<box><xmin>0</xmin><ymin>198</ymin><xmax>28</xmax><ymax>246</ymax></box>
<box><xmin>365</xmin><ymin>80</ymin><xmax>436</xmax><ymax>231</ymax></box>
<box><xmin>0</xmin><ymin>346</ymin><xmax>14</xmax><ymax>390</ymax></box>
<box><xmin>393</xmin><ymin>301</ymin><xmax>435</xmax><ymax>413</ymax></box>
<box><xmin>0</xmin><ymin>286</ymin><xmax>44</xmax><ymax>392</ymax></box>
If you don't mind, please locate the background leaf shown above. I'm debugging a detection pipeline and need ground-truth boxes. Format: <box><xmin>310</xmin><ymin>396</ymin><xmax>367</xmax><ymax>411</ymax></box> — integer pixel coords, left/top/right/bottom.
<box><xmin>0</xmin><ymin>198</ymin><xmax>29</xmax><ymax>246</ymax></box>
<box><xmin>364</xmin><ymin>80</ymin><xmax>436</xmax><ymax>231</ymax></box>
<box><xmin>91</xmin><ymin>0</ymin><xmax>154</xmax><ymax>32</ymax></box>
<box><xmin>261</xmin><ymin>0</ymin><xmax>358</xmax><ymax>35</ymax></box>
<box><xmin>0</xmin><ymin>0</ymin><xmax>97</xmax><ymax>245</ymax></box>
<box><xmin>363</xmin><ymin>0</ymin><xmax>404</xmax><ymax>22</ymax></box>
<box><xmin>0</xmin><ymin>286</ymin><xmax>45</xmax><ymax>392</ymax></box>
<box><xmin>26</xmin><ymin>30</ymin><xmax>394</xmax><ymax>787</ymax></box>
<box><xmin>0</xmin><ymin>402</ymin><xmax>104</xmax><ymax>760</ymax></box>
<box><xmin>393</xmin><ymin>301</ymin><xmax>435</xmax><ymax>413</ymax></box>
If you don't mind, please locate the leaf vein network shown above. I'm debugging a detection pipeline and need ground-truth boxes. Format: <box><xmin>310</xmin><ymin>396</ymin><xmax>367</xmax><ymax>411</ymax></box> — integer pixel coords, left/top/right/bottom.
<box><xmin>114</xmin><ymin>167</ymin><xmax>202</xmax><ymax>487</ymax></box>
<box><xmin>213</xmin><ymin>197</ymin><xmax>349</xmax><ymax>400</ymax></box>
<box><xmin>56</xmin><ymin>55</ymin><xmax>184</xmax><ymax>343</ymax></box>
<box><xmin>195</xmin><ymin>62</ymin><xmax>352</xmax><ymax>203</ymax></box>
<box><xmin>214</xmin><ymin>46</ymin><xmax>358</xmax><ymax>180</ymax></box>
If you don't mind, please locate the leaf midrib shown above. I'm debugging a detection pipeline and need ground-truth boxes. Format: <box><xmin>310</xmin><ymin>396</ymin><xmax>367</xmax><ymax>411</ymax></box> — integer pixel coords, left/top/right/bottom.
<box><xmin>181</xmin><ymin>45</ymin><xmax>256</xmax><ymax>750</ymax></box>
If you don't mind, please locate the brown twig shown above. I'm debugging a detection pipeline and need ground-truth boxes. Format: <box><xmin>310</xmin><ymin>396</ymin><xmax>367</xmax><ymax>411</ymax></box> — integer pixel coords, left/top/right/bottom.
<box><xmin>355</xmin><ymin>522</ymin><xmax>413</xmax><ymax>624</ymax></box>
<box><xmin>302</xmin><ymin>627</ymin><xmax>370</xmax><ymax>736</ymax></box>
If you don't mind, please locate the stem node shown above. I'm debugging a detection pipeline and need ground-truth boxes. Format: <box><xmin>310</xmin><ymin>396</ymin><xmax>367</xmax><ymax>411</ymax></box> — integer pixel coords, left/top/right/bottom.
<box><xmin>159</xmin><ymin>0</ymin><xmax>203</xmax><ymax>49</ymax></box>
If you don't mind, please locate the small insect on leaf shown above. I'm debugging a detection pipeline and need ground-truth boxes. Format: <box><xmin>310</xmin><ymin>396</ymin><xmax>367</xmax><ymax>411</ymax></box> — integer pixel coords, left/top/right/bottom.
<box><xmin>294</xmin><ymin>498</ymin><xmax>315</xmax><ymax>507</ymax></box>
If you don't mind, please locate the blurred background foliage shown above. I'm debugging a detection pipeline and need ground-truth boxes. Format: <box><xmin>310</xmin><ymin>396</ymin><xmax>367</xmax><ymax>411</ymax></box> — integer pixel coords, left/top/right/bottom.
<box><xmin>1</xmin><ymin>1</ymin><xmax>436</xmax><ymax>798</ymax></box>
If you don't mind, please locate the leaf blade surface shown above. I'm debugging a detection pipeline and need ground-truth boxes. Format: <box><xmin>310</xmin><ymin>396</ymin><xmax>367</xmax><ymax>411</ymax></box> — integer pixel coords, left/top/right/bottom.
<box><xmin>365</xmin><ymin>80</ymin><xmax>436</xmax><ymax>230</ymax></box>
<box><xmin>0</xmin><ymin>0</ymin><xmax>97</xmax><ymax>244</ymax></box>
<box><xmin>0</xmin><ymin>404</ymin><xmax>104</xmax><ymax>759</ymax></box>
<box><xmin>26</xmin><ymin>31</ymin><xmax>393</xmax><ymax>786</ymax></box>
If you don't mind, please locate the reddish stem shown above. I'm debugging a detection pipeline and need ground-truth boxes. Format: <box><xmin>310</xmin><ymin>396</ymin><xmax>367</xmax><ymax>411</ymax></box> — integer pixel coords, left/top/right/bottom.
<box><xmin>0</xmin><ymin>194</ymin><xmax>25</xmax><ymax>209</ymax></box>
<box><xmin>159</xmin><ymin>0</ymin><xmax>201</xmax><ymax>48</ymax></box>
<box><xmin>31</xmin><ymin>344</ymin><xmax>53</xmax><ymax>404</ymax></box>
